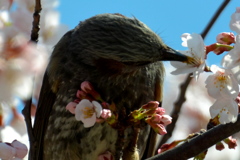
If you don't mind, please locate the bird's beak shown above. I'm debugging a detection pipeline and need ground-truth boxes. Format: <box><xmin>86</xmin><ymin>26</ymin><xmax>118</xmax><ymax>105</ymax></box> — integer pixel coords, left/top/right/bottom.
<box><xmin>161</xmin><ymin>47</ymin><xmax>189</xmax><ymax>63</ymax></box>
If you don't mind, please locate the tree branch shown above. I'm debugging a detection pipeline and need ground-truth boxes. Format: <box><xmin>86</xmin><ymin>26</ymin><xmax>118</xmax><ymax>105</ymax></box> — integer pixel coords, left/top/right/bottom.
<box><xmin>21</xmin><ymin>0</ymin><xmax>42</xmax><ymax>160</ymax></box>
<box><xmin>147</xmin><ymin>114</ymin><xmax>240</xmax><ymax>160</ymax></box>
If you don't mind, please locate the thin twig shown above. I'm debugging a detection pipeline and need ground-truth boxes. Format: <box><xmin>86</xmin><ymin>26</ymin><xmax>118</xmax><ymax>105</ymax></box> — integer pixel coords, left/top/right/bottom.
<box><xmin>30</xmin><ymin>0</ymin><xmax>42</xmax><ymax>43</ymax></box>
<box><xmin>157</xmin><ymin>0</ymin><xmax>231</xmax><ymax>150</ymax></box>
<box><xmin>22</xmin><ymin>0</ymin><xmax>42</xmax><ymax>160</ymax></box>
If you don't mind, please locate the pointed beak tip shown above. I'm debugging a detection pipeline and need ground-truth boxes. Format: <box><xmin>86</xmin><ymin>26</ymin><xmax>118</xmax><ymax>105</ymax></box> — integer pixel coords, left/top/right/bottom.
<box><xmin>162</xmin><ymin>48</ymin><xmax>188</xmax><ymax>62</ymax></box>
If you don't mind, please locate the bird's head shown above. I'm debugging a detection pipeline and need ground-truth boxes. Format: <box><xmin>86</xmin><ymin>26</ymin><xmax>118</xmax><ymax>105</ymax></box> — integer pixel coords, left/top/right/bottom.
<box><xmin>70</xmin><ymin>14</ymin><xmax>193</xmax><ymax>72</ymax></box>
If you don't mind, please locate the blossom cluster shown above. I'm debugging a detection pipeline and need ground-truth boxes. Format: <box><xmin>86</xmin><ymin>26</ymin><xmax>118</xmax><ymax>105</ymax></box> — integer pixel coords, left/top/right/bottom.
<box><xmin>131</xmin><ymin>101</ymin><xmax>172</xmax><ymax>135</ymax></box>
<box><xmin>66</xmin><ymin>81</ymin><xmax>112</xmax><ymax>128</ymax></box>
<box><xmin>0</xmin><ymin>0</ymin><xmax>68</xmax><ymax>159</ymax></box>
<box><xmin>66</xmin><ymin>81</ymin><xmax>172</xmax><ymax>136</ymax></box>
<box><xmin>171</xmin><ymin>7</ymin><xmax>240</xmax><ymax>124</ymax></box>
<box><xmin>0</xmin><ymin>0</ymin><xmax>68</xmax><ymax>105</ymax></box>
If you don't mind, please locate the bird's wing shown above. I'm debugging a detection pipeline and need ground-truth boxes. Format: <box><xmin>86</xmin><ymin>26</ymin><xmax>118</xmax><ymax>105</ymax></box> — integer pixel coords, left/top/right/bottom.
<box><xmin>32</xmin><ymin>72</ymin><xmax>56</xmax><ymax>160</ymax></box>
<box><xmin>32</xmin><ymin>30</ymin><xmax>74</xmax><ymax>160</ymax></box>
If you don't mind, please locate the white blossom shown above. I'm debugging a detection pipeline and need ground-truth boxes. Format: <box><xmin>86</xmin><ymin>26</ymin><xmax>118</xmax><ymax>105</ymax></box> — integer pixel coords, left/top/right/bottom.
<box><xmin>75</xmin><ymin>99</ymin><xmax>102</xmax><ymax>128</ymax></box>
<box><xmin>205</xmin><ymin>65</ymin><xmax>239</xmax><ymax>99</ymax></box>
<box><xmin>171</xmin><ymin>33</ymin><xmax>206</xmax><ymax>80</ymax></box>
<box><xmin>210</xmin><ymin>98</ymin><xmax>238</xmax><ymax>124</ymax></box>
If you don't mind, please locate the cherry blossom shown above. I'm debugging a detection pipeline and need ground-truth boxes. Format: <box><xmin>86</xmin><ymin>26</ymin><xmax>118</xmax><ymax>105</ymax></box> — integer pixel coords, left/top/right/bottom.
<box><xmin>0</xmin><ymin>140</ymin><xmax>28</xmax><ymax>159</ymax></box>
<box><xmin>11</xmin><ymin>140</ymin><xmax>28</xmax><ymax>158</ymax></box>
<box><xmin>39</xmin><ymin>9</ymin><xmax>68</xmax><ymax>47</ymax></box>
<box><xmin>75</xmin><ymin>99</ymin><xmax>102</xmax><ymax>128</ymax></box>
<box><xmin>205</xmin><ymin>65</ymin><xmax>239</xmax><ymax>99</ymax></box>
<box><xmin>171</xmin><ymin>33</ymin><xmax>206</xmax><ymax>80</ymax></box>
<box><xmin>0</xmin><ymin>33</ymin><xmax>47</xmax><ymax>103</ymax></box>
<box><xmin>0</xmin><ymin>142</ymin><xmax>16</xmax><ymax>159</ymax></box>
<box><xmin>210</xmin><ymin>98</ymin><xmax>238</xmax><ymax>124</ymax></box>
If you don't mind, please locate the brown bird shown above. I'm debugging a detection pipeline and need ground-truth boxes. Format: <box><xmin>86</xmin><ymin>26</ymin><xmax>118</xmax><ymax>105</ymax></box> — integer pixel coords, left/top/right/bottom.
<box><xmin>34</xmin><ymin>13</ymin><xmax>191</xmax><ymax>160</ymax></box>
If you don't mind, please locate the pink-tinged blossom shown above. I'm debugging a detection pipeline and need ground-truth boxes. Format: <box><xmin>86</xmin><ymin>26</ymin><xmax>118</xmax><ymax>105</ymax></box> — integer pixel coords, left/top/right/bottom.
<box><xmin>100</xmin><ymin>109</ymin><xmax>112</xmax><ymax>119</ymax></box>
<box><xmin>0</xmin><ymin>140</ymin><xmax>28</xmax><ymax>159</ymax></box>
<box><xmin>0</xmin><ymin>142</ymin><xmax>16</xmax><ymax>159</ymax></box>
<box><xmin>205</xmin><ymin>65</ymin><xmax>239</xmax><ymax>99</ymax></box>
<box><xmin>216</xmin><ymin>32</ymin><xmax>235</xmax><ymax>45</ymax></box>
<box><xmin>75</xmin><ymin>99</ymin><xmax>102</xmax><ymax>128</ymax></box>
<box><xmin>171</xmin><ymin>33</ymin><xmax>206</xmax><ymax>80</ymax></box>
<box><xmin>210</xmin><ymin>98</ymin><xmax>238</xmax><ymax>124</ymax></box>
<box><xmin>11</xmin><ymin>140</ymin><xmax>28</xmax><ymax>158</ymax></box>
<box><xmin>230</xmin><ymin>7</ymin><xmax>240</xmax><ymax>34</ymax></box>
<box><xmin>0</xmin><ymin>33</ymin><xmax>47</xmax><ymax>103</ymax></box>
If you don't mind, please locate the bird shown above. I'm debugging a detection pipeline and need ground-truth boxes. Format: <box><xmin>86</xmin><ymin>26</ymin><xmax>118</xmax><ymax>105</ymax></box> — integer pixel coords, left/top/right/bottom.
<box><xmin>33</xmin><ymin>13</ymin><xmax>191</xmax><ymax>160</ymax></box>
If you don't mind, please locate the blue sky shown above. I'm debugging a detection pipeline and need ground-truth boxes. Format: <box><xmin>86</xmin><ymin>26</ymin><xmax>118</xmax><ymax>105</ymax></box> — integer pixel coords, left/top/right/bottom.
<box><xmin>58</xmin><ymin>0</ymin><xmax>239</xmax><ymax>66</ymax></box>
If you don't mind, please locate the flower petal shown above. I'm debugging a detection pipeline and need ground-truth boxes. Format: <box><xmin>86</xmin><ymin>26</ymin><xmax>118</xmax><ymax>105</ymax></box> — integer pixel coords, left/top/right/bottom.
<box><xmin>11</xmin><ymin>140</ymin><xmax>28</xmax><ymax>158</ymax></box>
<box><xmin>210</xmin><ymin>98</ymin><xmax>238</xmax><ymax>124</ymax></box>
<box><xmin>81</xmin><ymin>113</ymin><xmax>97</xmax><ymax>128</ymax></box>
<box><xmin>75</xmin><ymin>99</ymin><xmax>93</xmax><ymax>121</ymax></box>
<box><xmin>0</xmin><ymin>143</ymin><xmax>16</xmax><ymax>159</ymax></box>
<box><xmin>66</xmin><ymin>102</ymin><xmax>77</xmax><ymax>114</ymax></box>
<box><xmin>92</xmin><ymin>101</ymin><xmax>102</xmax><ymax>118</ymax></box>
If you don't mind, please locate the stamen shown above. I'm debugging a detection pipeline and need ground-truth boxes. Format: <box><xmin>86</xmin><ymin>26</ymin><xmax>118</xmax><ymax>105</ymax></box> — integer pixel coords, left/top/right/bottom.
<box><xmin>82</xmin><ymin>107</ymin><xmax>95</xmax><ymax>118</ymax></box>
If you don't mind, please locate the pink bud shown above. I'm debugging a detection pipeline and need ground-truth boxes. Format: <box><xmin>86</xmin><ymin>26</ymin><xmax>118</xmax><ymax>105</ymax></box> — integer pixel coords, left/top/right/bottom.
<box><xmin>216</xmin><ymin>32</ymin><xmax>235</xmax><ymax>45</ymax></box>
<box><xmin>76</xmin><ymin>90</ymin><xmax>93</xmax><ymax>101</ymax></box>
<box><xmin>151</xmin><ymin>114</ymin><xmax>162</xmax><ymax>123</ymax></box>
<box><xmin>80</xmin><ymin>81</ymin><xmax>102</xmax><ymax>100</ymax></box>
<box><xmin>154</xmin><ymin>123</ymin><xmax>167</xmax><ymax>135</ymax></box>
<box><xmin>161</xmin><ymin>115</ymin><xmax>172</xmax><ymax>126</ymax></box>
<box><xmin>155</xmin><ymin>107</ymin><xmax>165</xmax><ymax>115</ymax></box>
<box><xmin>224</xmin><ymin>136</ymin><xmax>237</xmax><ymax>149</ymax></box>
<box><xmin>80</xmin><ymin>81</ymin><xmax>94</xmax><ymax>92</ymax></box>
<box><xmin>148</xmin><ymin>122</ymin><xmax>167</xmax><ymax>135</ymax></box>
<box><xmin>215</xmin><ymin>142</ymin><xmax>225</xmax><ymax>151</ymax></box>
<box><xmin>66</xmin><ymin>102</ymin><xmax>77</xmax><ymax>114</ymax></box>
<box><xmin>98</xmin><ymin>151</ymin><xmax>113</xmax><ymax>160</ymax></box>
<box><xmin>101</xmin><ymin>109</ymin><xmax>112</xmax><ymax>119</ymax></box>
<box><xmin>141</xmin><ymin>101</ymin><xmax>159</xmax><ymax>109</ymax></box>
